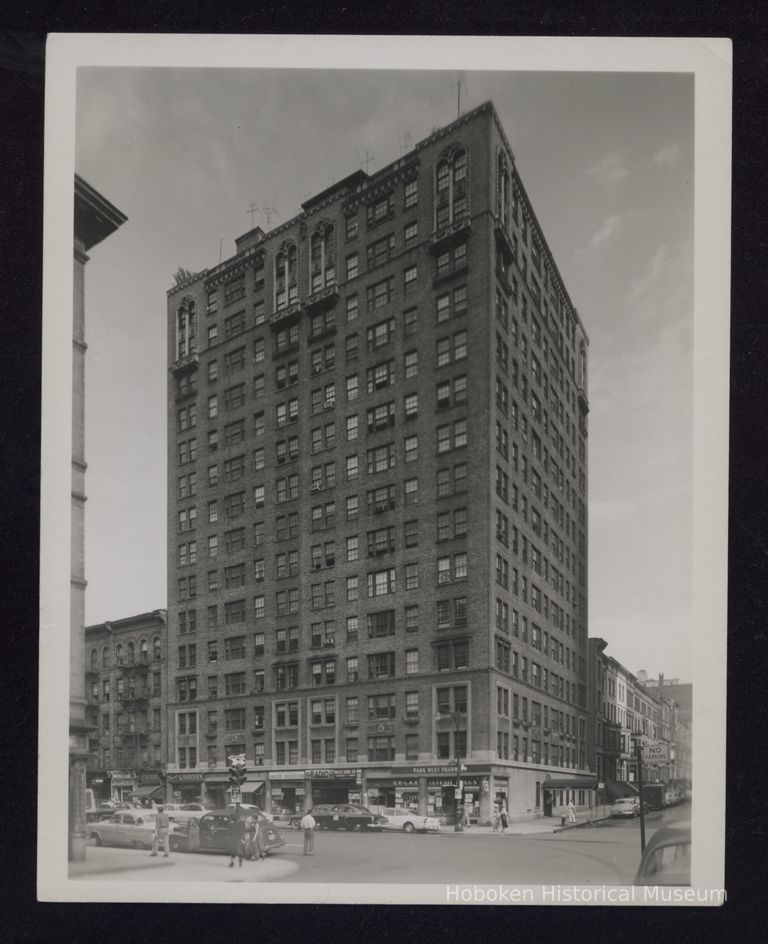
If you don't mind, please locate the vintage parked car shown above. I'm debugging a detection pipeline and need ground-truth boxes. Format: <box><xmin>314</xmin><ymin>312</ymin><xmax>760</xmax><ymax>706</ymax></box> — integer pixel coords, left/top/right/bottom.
<box><xmin>378</xmin><ymin>807</ymin><xmax>441</xmax><ymax>833</ymax></box>
<box><xmin>87</xmin><ymin>811</ymin><xmax>182</xmax><ymax>849</ymax></box>
<box><xmin>168</xmin><ymin>810</ymin><xmax>285</xmax><ymax>855</ymax></box>
<box><xmin>288</xmin><ymin>804</ymin><xmax>387</xmax><ymax>831</ymax></box>
<box><xmin>287</xmin><ymin>805</ymin><xmax>336</xmax><ymax>829</ymax></box>
<box><xmin>610</xmin><ymin>797</ymin><xmax>641</xmax><ymax>818</ymax></box>
<box><xmin>634</xmin><ymin>820</ymin><xmax>691</xmax><ymax>885</ymax></box>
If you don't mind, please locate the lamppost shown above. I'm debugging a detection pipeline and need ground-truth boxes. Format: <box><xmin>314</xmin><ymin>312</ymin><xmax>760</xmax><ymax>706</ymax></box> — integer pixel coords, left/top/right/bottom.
<box><xmin>436</xmin><ymin>711</ymin><xmax>466</xmax><ymax>832</ymax></box>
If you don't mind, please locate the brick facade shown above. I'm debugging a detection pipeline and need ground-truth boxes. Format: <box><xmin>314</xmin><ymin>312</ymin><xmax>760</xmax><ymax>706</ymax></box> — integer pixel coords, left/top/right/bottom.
<box><xmin>164</xmin><ymin>102</ymin><xmax>591</xmax><ymax>823</ymax></box>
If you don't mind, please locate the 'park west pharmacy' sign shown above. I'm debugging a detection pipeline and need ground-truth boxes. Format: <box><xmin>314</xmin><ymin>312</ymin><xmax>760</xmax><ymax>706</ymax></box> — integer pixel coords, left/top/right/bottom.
<box><xmin>643</xmin><ymin>740</ymin><xmax>669</xmax><ymax>765</ymax></box>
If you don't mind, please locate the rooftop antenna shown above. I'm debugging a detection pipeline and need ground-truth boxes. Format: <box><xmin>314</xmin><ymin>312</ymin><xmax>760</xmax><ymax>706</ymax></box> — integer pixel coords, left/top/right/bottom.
<box><xmin>247</xmin><ymin>200</ymin><xmax>258</xmax><ymax>229</ymax></box>
<box><xmin>257</xmin><ymin>204</ymin><xmax>279</xmax><ymax>227</ymax></box>
<box><xmin>404</xmin><ymin>130</ymin><xmax>412</xmax><ymax>153</ymax></box>
<box><xmin>457</xmin><ymin>72</ymin><xmax>463</xmax><ymax>119</ymax></box>
<box><xmin>219</xmin><ymin>237</ymin><xmax>223</xmax><ymax>264</ymax></box>
<box><xmin>357</xmin><ymin>145</ymin><xmax>374</xmax><ymax>175</ymax></box>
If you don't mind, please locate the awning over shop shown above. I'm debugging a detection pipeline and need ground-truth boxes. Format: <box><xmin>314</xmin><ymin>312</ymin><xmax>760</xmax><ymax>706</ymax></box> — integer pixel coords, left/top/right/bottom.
<box><xmin>204</xmin><ymin>773</ymin><xmax>231</xmax><ymax>784</ymax></box>
<box><xmin>541</xmin><ymin>777</ymin><xmax>598</xmax><ymax>791</ymax></box>
<box><xmin>133</xmin><ymin>784</ymin><xmax>163</xmax><ymax>798</ymax></box>
<box><xmin>241</xmin><ymin>779</ymin><xmax>265</xmax><ymax>793</ymax></box>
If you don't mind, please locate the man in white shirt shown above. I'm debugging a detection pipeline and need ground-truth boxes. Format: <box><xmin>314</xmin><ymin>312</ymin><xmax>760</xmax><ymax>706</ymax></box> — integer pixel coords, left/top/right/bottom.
<box><xmin>301</xmin><ymin>811</ymin><xmax>316</xmax><ymax>855</ymax></box>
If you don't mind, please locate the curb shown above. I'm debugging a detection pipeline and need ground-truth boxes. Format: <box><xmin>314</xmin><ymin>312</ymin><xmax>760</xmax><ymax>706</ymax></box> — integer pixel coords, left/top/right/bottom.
<box><xmin>70</xmin><ymin>858</ymin><xmax>177</xmax><ymax>877</ymax></box>
<box><xmin>552</xmin><ymin>817</ymin><xmax>612</xmax><ymax>833</ymax></box>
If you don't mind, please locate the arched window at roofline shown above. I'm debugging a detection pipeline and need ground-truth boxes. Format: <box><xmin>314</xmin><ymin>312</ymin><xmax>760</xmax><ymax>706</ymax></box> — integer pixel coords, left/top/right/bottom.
<box><xmin>176</xmin><ymin>297</ymin><xmax>197</xmax><ymax>360</ymax></box>
<box><xmin>274</xmin><ymin>240</ymin><xmax>298</xmax><ymax>311</ymax></box>
<box><xmin>309</xmin><ymin>221</ymin><xmax>336</xmax><ymax>293</ymax></box>
<box><xmin>434</xmin><ymin>144</ymin><xmax>469</xmax><ymax>231</ymax></box>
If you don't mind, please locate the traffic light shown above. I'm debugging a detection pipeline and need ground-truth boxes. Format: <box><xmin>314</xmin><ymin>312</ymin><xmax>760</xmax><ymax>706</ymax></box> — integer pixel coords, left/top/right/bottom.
<box><xmin>228</xmin><ymin>753</ymin><xmax>247</xmax><ymax>787</ymax></box>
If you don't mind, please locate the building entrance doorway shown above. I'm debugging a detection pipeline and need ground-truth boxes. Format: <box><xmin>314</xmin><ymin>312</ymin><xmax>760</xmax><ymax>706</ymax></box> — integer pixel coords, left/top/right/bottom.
<box><xmin>543</xmin><ymin>791</ymin><xmax>553</xmax><ymax>816</ymax></box>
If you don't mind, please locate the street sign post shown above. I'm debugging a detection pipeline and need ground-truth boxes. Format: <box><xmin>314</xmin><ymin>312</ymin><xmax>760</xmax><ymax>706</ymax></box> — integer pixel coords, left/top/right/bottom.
<box><xmin>643</xmin><ymin>740</ymin><xmax>669</xmax><ymax>765</ymax></box>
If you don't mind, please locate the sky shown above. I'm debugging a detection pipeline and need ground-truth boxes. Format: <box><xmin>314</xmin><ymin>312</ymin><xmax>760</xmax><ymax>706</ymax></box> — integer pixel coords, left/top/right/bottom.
<box><xmin>73</xmin><ymin>61</ymin><xmax>695</xmax><ymax>681</ymax></box>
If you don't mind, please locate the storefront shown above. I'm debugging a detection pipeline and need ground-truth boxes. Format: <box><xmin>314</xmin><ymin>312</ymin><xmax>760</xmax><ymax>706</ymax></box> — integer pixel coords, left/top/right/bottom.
<box><xmin>167</xmin><ymin>770</ymin><xmax>205</xmax><ymax>804</ymax></box>
<box><xmin>202</xmin><ymin>772</ymin><xmax>230</xmax><ymax>809</ymax></box>
<box><xmin>267</xmin><ymin>772</ymin><xmax>306</xmax><ymax>815</ymax></box>
<box><xmin>541</xmin><ymin>776</ymin><xmax>597</xmax><ymax>816</ymax></box>
<box><xmin>132</xmin><ymin>769</ymin><xmax>164</xmax><ymax>807</ymax></box>
<box><xmin>308</xmin><ymin>767</ymin><xmax>362</xmax><ymax>806</ymax></box>
<box><xmin>493</xmin><ymin>775</ymin><xmax>509</xmax><ymax>816</ymax></box>
<box><xmin>107</xmin><ymin>770</ymin><xmax>135</xmax><ymax>803</ymax></box>
<box><xmin>392</xmin><ymin>778</ymin><xmax>420</xmax><ymax>811</ymax></box>
<box><xmin>241</xmin><ymin>777</ymin><xmax>266</xmax><ymax>808</ymax></box>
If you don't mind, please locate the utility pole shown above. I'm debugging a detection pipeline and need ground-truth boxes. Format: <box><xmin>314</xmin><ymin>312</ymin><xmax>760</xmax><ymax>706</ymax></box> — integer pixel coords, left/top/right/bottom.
<box><xmin>455</xmin><ymin>731</ymin><xmax>464</xmax><ymax>833</ymax></box>
<box><xmin>636</xmin><ymin>738</ymin><xmax>647</xmax><ymax>852</ymax></box>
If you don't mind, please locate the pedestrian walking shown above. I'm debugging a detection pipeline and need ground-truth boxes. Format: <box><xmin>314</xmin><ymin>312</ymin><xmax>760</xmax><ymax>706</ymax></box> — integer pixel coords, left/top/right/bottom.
<box><xmin>150</xmin><ymin>806</ymin><xmax>171</xmax><ymax>857</ymax></box>
<box><xmin>253</xmin><ymin>816</ymin><xmax>267</xmax><ymax>860</ymax></box>
<box><xmin>567</xmin><ymin>801</ymin><xmax>576</xmax><ymax>824</ymax></box>
<box><xmin>492</xmin><ymin>808</ymin><xmax>501</xmax><ymax>833</ymax></box>
<box><xmin>301</xmin><ymin>811</ymin><xmax>316</xmax><ymax>856</ymax></box>
<box><xmin>243</xmin><ymin>814</ymin><xmax>257</xmax><ymax>860</ymax></box>
<box><xmin>228</xmin><ymin>814</ymin><xmax>245</xmax><ymax>868</ymax></box>
<box><xmin>500</xmin><ymin>807</ymin><xmax>509</xmax><ymax>833</ymax></box>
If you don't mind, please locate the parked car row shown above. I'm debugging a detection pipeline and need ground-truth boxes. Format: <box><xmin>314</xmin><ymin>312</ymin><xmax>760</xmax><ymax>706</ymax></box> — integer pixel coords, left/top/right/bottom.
<box><xmin>286</xmin><ymin>804</ymin><xmax>440</xmax><ymax>833</ymax></box>
<box><xmin>86</xmin><ymin>809</ymin><xmax>285</xmax><ymax>856</ymax></box>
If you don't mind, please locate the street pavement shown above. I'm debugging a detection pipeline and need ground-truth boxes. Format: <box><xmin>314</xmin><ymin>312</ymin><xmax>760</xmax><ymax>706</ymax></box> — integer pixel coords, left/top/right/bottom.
<box><xmin>69</xmin><ymin>808</ymin><xmax>684</xmax><ymax>886</ymax></box>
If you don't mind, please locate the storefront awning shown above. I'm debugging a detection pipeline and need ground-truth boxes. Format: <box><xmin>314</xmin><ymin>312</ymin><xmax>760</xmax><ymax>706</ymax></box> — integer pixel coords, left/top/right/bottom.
<box><xmin>204</xmin><ymin>773</ymin><xmax>231</xmax><ymax>783</ymax></box>
<box><xmin>134</xmin><ymin>784</ymin><xmax>162</xmax><ymax>798</ymax></box>
<box><xmin>542</xmin><ymin>777</ymin><xmax>598</xmax><ymax>791</ymax></box>
<box><xmin>242</xmin><ymin>779</ymin><xmax>265</xmax><ymax>793</ymax></box>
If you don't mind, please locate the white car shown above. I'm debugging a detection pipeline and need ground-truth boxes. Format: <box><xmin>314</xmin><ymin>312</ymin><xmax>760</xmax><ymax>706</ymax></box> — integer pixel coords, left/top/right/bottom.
<box><xmin>162</xmin><ymin>803</ymin><xmax>207</xmax><ymax>825</ymax></box>
<box><xmin>610</xmin><ymin>797</ymin><xmax>640</xmax><ymax>818</ymax></box>
<box><xmin>87</xmin><ymin>811</ymin><xmax>165</xmax><ymax>849</ymax></box>
<box><xmin>225</xmin><ymin>803</ymin><xmax>273</xmax><ymax>823</ymax></box>
<box><xmin>380</xmin><ymin>807</ymin><xmax>441</xmax><ymax>833</ymax></box>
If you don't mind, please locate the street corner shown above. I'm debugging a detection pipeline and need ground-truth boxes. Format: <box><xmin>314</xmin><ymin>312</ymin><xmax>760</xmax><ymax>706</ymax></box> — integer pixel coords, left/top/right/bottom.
<box><xmin>69</xmin><ymin>846</ymin><xmax>178</xmax><ymax>878</ymax></box>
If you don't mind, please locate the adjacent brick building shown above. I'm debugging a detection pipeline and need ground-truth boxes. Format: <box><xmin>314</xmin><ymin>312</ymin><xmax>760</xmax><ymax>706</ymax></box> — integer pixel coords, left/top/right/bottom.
<box><xmin>85</xmin><ymin>610</ymin><xmax>168</xmax><ymax>805</ymax></box>
<box><xmin>164</xmin><ymin>101</ymin><xmax>591</xmax><ymax>823</ymax></box>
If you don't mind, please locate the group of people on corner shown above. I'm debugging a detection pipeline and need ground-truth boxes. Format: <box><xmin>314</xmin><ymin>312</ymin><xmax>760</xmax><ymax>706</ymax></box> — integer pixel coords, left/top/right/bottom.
<box><xmin>491</xmin><ymin>801</ymin><xmax>577</xmax><ymax>832</ymax></box>
<box><xmin>491</xmin><ymin>806</ymin><xmax>510</xmax><ymax>833</ymax></box>
<box><xmin>229</xmin><ymin>813</ymin><xmax>268</xmax><ymax>868</ymax></box>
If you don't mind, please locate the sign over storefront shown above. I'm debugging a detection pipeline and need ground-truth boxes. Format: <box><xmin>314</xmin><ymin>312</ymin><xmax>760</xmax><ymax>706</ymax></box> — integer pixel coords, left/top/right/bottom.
<box><xmin>308</xmin><ymin>768</ymin><xmax>362</xmax><ymax>780</ymax></box>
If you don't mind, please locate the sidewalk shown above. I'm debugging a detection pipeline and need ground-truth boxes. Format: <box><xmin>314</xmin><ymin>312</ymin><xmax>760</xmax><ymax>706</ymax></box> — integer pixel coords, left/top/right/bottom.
<box><xmin>68</xmin><ymin>844</ymin><xmax>291</xmax><ymax>879</ymax></box>
<box><xmin>432</xmin><ymin>816</ymin><xmax>613</xmax><ymax>836</ymax></box>
<box><xmin>69</xmin><ymin>846</ymin><xmax>177</xmax><ymax>878</ymax></box>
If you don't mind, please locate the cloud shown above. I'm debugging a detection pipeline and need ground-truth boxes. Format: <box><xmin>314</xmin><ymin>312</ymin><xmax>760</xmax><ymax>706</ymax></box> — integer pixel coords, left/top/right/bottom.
<box><xmin>651</xmin><ymin>143</ymin><xmax>681</xmax><ymax>166</ymax></box>
<box><xmin>586</xmin><ymin>152</ymin><xmax>629</xmax><ymax>184</ymax></box>
<box><xmin>576</xmin><ymin>213</ymin><xmax>625</xmax><ymax>259</ymax></box>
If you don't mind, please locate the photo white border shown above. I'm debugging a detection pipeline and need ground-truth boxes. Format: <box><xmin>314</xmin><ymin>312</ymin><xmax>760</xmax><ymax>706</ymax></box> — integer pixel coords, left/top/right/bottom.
<box><xmin>39</xmin><ymin>33</ymin><xmax>731</xmax><ymax>904</ymax></box>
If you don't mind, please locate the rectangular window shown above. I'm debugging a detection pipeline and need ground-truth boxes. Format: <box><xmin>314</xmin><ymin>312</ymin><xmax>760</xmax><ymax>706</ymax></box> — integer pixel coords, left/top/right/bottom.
<box><xmin>367</xmin><ymin>568</ymin><xmax>396</xmax><ymax>597</ymax></box>
<box><xmin>403</xmin><ymin>264</ymin><xmax>418</xmax><ymax>294</ymax></box>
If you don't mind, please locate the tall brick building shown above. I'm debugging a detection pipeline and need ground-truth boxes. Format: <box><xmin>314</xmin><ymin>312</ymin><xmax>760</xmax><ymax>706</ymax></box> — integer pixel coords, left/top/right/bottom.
<box><xmin>165</xmin><ymin>102</ymin><xmax>591</xmax><ymax>823</ymax></box>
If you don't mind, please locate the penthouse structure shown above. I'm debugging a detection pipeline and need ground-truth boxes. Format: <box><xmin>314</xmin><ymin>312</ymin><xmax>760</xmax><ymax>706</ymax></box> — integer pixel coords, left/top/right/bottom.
<box><xmin>164</xmin><ymin>102</ymin><xmax>591</xmax><ymax>823</ymax></box>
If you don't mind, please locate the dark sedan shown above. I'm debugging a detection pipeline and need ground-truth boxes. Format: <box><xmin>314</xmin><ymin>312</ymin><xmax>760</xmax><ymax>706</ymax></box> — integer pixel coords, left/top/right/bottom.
<box><xmin>169</xmin><ymin>810</ymin><xmax>285</xmax><ymax>855</ymax></box>
<box><xmin>289</xmin><ymin>804</ymin><xmax>387</xmax><ymax>831</ymax></box>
